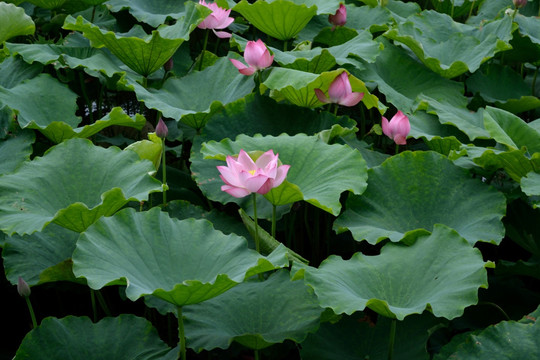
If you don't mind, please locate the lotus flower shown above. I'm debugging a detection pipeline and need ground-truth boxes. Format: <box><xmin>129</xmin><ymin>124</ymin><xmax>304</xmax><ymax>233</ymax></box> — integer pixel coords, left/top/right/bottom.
<box><xmin>314</xmin><ymin>72</ymin><xmax>364</xmax><ymax>107</ymax></box>
<box><xmin>328</xmin><ymin>3</ymin><xmax>347</xmax><ymax>30</ymax></box>
<box><xmin>197</xmin><ymin>0</ymin><xmax>234</xmax><ymax>39</ymax></box>
<box><xmin>513</xmin><ymin>0</ymin><xmax>527</xmax><ymax>8</ymax></box>
<box><xmin>217</xmin><ymin>149</ymin><xmax>290</xmax><ymax>198</ymax></box>
<box><xmin>155</xmin><ymin>118</ymin><xmax>168</xmax><ymax>139</ymax></box>
<box><xmin>17</xmin><ymin>277</ymin><xmax>31</xmax><ymax>297</ymax></box>
<box><xmin>230</xmin><ymin>39</ymin><xmax>274</xmax><ymax>76</ymax></box>
<box><xmin>382</xmin><ymin>110</ymin><xmax>410</xmax><ymax>145</ymax></box>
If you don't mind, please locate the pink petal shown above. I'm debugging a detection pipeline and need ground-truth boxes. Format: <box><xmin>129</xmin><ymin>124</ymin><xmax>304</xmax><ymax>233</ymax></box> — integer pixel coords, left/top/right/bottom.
<box><xmin>217</xmin><ymin>169</ymin><xmax>243</xmax><ymax>188</ymax></box>
<box><xmin>244</xmin><ymin>40</ymin><xmax>266</xmax><ymax>66</ymax></box>
<box><xmin>238</xmin><ymin>67</ymin><xmax>256</xmax><ymax>76</ymax></box>
<box><xmin>230</xmin><ymin>58</ymin><xmax>247</xmax><ymax>70</ymax></box>
<box><xmin>255</xmin><ymin>50</ymin><xmax>273</xmax><ymax>69</ymax></box>
<box><xmin>381</xmin><ymin>116</ymin><xmax>391</xmax><ymax>138</ymax></box>
<box><xmin>237</xmin><ymin>150</ymin><xmax>257</xmax><ymax>171</ymax></box>
<box><xmin>243</xmin><ymin>173</ymin><xmax>270</xmax><ymax>193</ymax></box>
<box><xmin>272</xmin><ymin>164</ymin><xmax>290</xmax><ymax>188</ymax></box>
<box><xmin>213</xmin><ymin>29</ymin><xmax>232</xmax><ymax>38</ymax></box>
<box><xmin>222</xmin><ymin>185</ymin><xmax>251</xmax><ymax>198</ymax></box>
<box><xmin>314</xmin><ymin>88</ymin><xmax>330</xmax><ymax>104</ymax></box>
<box><xmin>255</xmin><ymin>149</ymin><xmax>277</xmax><ymax>169</ymax></box>
<box><xmin>393</xmin><ymin>134</ymin><xmax>407</xmax><ymax>145</ymax></box>
<box><xmin>328</xmin><ymin>72</ymin><xmax>352</xmax><ymax>102</ymax></box>
<box><xmin>256</xmin><ymin>179</ymin><xmax>274</xmax><ymax>195</ymax></box>
<box><xmin>338</xmin><ymin>92</ymin><xmax>364</xmax><ymax>107</ymax></box>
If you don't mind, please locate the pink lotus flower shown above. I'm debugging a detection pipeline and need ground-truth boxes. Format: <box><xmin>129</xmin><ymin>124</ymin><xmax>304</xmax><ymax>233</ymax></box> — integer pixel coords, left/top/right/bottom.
<box><xmin>230</xmin><ymin>39</ymin><xmax>274</xmax><ymax>76</ymax></box>
<box><xmin>314</xmin><ymin>72</ymin><xmax>364</xmax><ymax>107</ymax></box>
<box><xmin>328</xmin><ymin>4</ymin><xmax>347</xmax><ymax>30</ymax></box>
<box><xmin>217</xmin><ymin>149</ymin><xmax>290</xmax><ymax>198</ymax></box>
<box><xmin>382</xmin><ymin>110</ymin><xmax>410</xmax><ymax>145</ymax></box>
<box><xmin>197</xmin><ymin>0</ymin><xmax>234</xmax><ymax>39</ymax></box>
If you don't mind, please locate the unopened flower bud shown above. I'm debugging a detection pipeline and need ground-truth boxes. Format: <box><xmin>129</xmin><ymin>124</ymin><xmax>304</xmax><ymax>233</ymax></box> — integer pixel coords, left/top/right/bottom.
<box><xmin>156</xmin><ymin>118</ymin><xmax>168</xmax><ymax>139</ymax></box>
<box><xmin>513</xmin><ymin>0</ymin><xmax>527</xmax><ymax>8</ymax></box>
<box><xmin>17</xmin><ymin>277</ymin><xmax>31</xmax><ymax>297</ymax></box>
<box><xmin>164</xmin><ymin>58</ymin><xmax>173</xmax><ymax>72</ymax></box>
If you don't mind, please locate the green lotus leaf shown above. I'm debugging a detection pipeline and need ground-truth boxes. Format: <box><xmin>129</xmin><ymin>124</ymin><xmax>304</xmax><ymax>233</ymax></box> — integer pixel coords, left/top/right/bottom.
<box><xmin>0</xmin><ymin>74</ymin><xmax>81</xmax><ymax>131</ymax></box>
<box><xmin>0</xmin><ymin>130</ymin><xmax>34</xmax><ymax>175</ymax></box>
<box><xmin>384</xmin><ymin>11</ymin><xmax>513</xmax><ymax>78</ymax></box>
<box><xmin>497</xmin><ymin>259</ymin><xmax>540</xmax><ymax>280</ymax></box>
<box><xmin>0</xmin><ymin>139</ymin><xmax>163</xmax><ymax>235</ymax></box>
<box><xmin>434</xmin><ymin>308</ymin><xmax>540</xmax><ymax>359</ymax></box>
<box><xmin>2</xmin><ymin>224</ymin><xmax>79</xmax><ymax>286</ymax></box>
<box><xmin>198</xmin><ymin>133</ymin><xmax>368</xmax><ymax>215</ymax></box>
<box><xmin>431</xmin><ymin>0</ymin><xmax>479</xmax><ymax>18</ymax></box>
<box><xmin>62</xmin><ymin>2</ymin><xmax>211</xmax><ymax>76</ymax></box>
<box><xmin>334</xmin><ymin>151</ymin><xmax>506</xmax><ymax>245</ymax></box>
<box><xmin>262</xmin><ymin>68</ymin><xmax>381</xmax><ymax>111</ymax></box>
<box><xmin>483</xmin><ymin>106</ymin><xmax>540</xmax><ymax>153</ymax></box>
<box><xmin>0</xmin><ymin>2</ymin><xmax>35</xmax><ymax>44</ymax></box>
<box><xmin>72</xmin><ymin>207</ymin><xmax>282</xmax><ymax>306</ymax></box>
<box><xmin>124</xmin><ymin>132</ymin><xmax>163</xmax><ymax>172</ymax></box>
<box><xmin>521</xmin><ymin>172</ymin><xmax>540</xmax><ymax>207</ymax></box>
<box><xmin>0</xmin><ymin>55</ymin><xmax>43</xmax><ymax>89</ymax></box>
<box><xmin>304</xmin><ymin>224</ymin><xmax>491</xmax><ymax>320</ymax></box>
<box><xmin>467</xmin><ymin>0</ymin><xmax>511</xmax><ymax>25</ymax></box>
<box><xmin>417</xmin><ymin>95</ymin><xmax>490</xmax><ymax>140</ymax></box>
<box><xmin>130</xmin><ymin>56</ymin><xmax>254</xmax><ymax>130</ymax></box>
<box><xmin>300</xmin><ymin>311</ymin><xmax>440</xmax><ymax>360</ymax></box>
<box><xmin>408</xmin><ymin>110</ymin><xmax>469</xmax><ymax>142</ymax></box>
<box><xmin>233</xmin><ymin>0</ymin><xmax>318</xmax><ymax>40</ymax></box>
<box><xmin>515</xmin><ymin>13</ymin><xmax>540</xmax><ymax>46</ymax></box>
<box><xmin>35</xmin><ymin>107</ymin><xmax>146</xmax><ymax>144</ymax></box>
<box><xmin>467</xmin><ymin>64</ymin><xmax>540</xmax><ymax>114</ymax></box>
<box><xmin>184</xmin><ymin>270</ymin><xmax>323</xmax><ymax>351</ymax></box>
<box><xmin>26</xmin><ymin>0</ymin><xmax>67</xmax><ymax>9</ymax></box>
<box><xmin>14</xmin><ymin>315</ymin><xmax>172</xmax><ymax>360</ymax></box>
<box><xmin>355</xmin><ymin>38</ymin><xmax>464</xmax><ymax>114</ymax></box>
<box><xmin>105</xmin><ymin>0</ymin><xmax>195</xmax><ymax>27</ymax></box>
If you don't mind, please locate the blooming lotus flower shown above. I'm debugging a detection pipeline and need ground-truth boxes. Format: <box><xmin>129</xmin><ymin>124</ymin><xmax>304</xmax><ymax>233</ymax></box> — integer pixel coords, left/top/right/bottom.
<box><xmin>328</xmin><ymin>4</ymin><xmax>347</xmax><ymax>30</ymax></box>
<box><xmin>230</xmin><ymin>39</ymin><xmax>274</xmax><ymax>76</ymax></box>
<box><xmin>197</xmin><ymin>0</ymin><xmax>234</xmax><ymax>39</ymax></box>
<box><xmin>217</xmin><ymin>149</ymin><xmax>290</xmax><ymax>198</ymax></box>
<box><xmin>314</xmin><ymin>72</ymin><xmax>364</xmax><ymax>107</ymax></box>
<box><xmin>382</xmin><ymin>110</ymin><xmax>410</xmax><ymax>145</ymax></box>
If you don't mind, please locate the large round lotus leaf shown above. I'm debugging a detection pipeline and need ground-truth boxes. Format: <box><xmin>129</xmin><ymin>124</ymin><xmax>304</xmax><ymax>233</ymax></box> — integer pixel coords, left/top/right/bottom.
<box><xmin>196</xmin><ymin>133</ymin><xmax>368</xmax><ymax>216</ymax></box>
<box><xmin>483</xmin><ymin>106</ymin><xmax>540</xmax><ymax>153</ymax></box>
<box><xmin>300</xmin><ymin>311</ymin><xmax>440</xmax><ymax>360</ymax></box>
<box><xmin>334</xmin><ymin>151</ymin><xmax>506</xmax><ymax>245</ymax></box>
<box><xmin>434</xmin><ymin>311</ymin><xmax>540</xmax><ymax>359</ymax></box>
<box><xmin>0</xmin><ymin>130</ymin><xmax>34</xmax><ymax>175</ymax></box>
<box><xmin>0</xmin><ymin>138</ymin><xmax>163</xmax><ymax>235</ymax></box>
<box><xmin>184</xmin><ymin>270</ymin><xmax>323</xmax><ymax>351</ymax></box>
<box><xmin>2</xmin><ymin>224</ymin><xmax>80</xmax><ymax>285</ymax></box>
<box><xmin>354</xmin><ymin>38</ymin><xmax>465</xmax><ymax>115</ymax></box>
<box><xmin>304</xmin><ymin>224</ymin><xmax>492</xmax><ymax>320</ymax></box>
<box><xmin>384</xmin><ymin>11</ymin><xmax>513</xmax><ymax>78</ymax></box>
<box><xmin>0</xmin><ymin>2</ymin><xmax>35</xmax><ymax>44</ymax></box>
<box><xmin>0</xmin><ymin>74</ymin><xmax>81</xmax><ymax>132</ymax></box>
<box><xmin>521</xmin><ymin>172</ymin><xmax>540</xmax><ymax>208</ymax></box>
<box><xmin>130</xmin><ymin>56</ymin><xmax>254</xmax><ymax>130</ymax></box>
<box><xmin>106</xmin><ymin>0</ymin><xmax>194</xmax><ymax>27</ymax></box>
<box><xmin>233</xmin><ymin>0</ymin><xmax>317</xmax><ymax>40</ymax></box>
<box><xmin>62</xmin><ymin>2</ymin><xmax>210</xmax><ymax>76</ymax></box>
<box><xmin>0</xmin><ymin>56</ymin><xmax>42</xmax><ymax>89</ymax></box>
<box><xmin>14</xmin><ymin>315</ymin><xmax>172</xmax><ymax>360</ymax></box>
<box><xmin>262</xmin><ymin>68</ymin><xmax>381</xmax><ymax>111</ymax></box>
<box><xmin>515</xmin><ymin>13</ymin><xmax>540</xmax><ymax>46</ymax></box>
<box><xmin>72</xmin><ymin>207</ymin><xmax>282</xmax><ymax>306</ymax></box>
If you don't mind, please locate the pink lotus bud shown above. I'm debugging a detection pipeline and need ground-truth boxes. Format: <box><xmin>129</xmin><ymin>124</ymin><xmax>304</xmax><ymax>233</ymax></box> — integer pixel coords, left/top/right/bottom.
<box><xmin>230</xmin><ymin>39</ymin><xmax>274</xmax><ymax>76</ymax></box>
<box><xmin>198</xmin><ymin>0</ymin><xmax>234</xmax><ymax>38</ymax></box>
<box><xmin>328</xmin><ymin>4</ymin><xmax>347</xmax><ymax>30</ymax></box>
<box><xmin>156</xmin><ymin>118</ymin><xmax>168</xmax><ymax>139</ymax></box>
<box><xmin>216</xmin><ymin>149</ymin><xmax>290</xmax><ymax>198</ymax></box>
<box><xmin>513</xmin><ymin>0</ymin><xmax>527</xmax><ymax>8</ymax></box>
<box><xmin>163</xmin><ymin>58</ymin><xmax>173</xmax><ymax>72</ymax></box>
<box><xmin>17</xmin><ymin>277</ymin><xmax>31</xmax><ymax>297</ymax></box>
<box><xmin>382</xmin><ymin>110</ymin><xmax>410</xmax><ymax>145</ymax></box>
<box><xmin>314</xmin><ymin>72</ymin><xmax>364</xmax><ymax>107</ymax></box>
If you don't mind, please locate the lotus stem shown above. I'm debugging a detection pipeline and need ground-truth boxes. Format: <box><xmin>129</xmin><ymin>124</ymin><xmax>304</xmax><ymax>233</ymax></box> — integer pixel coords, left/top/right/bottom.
<box><xmin>467</xmin><ymin>0</ymin><xmax>476</xmax><ymax>20</ymax></box>
<box><xmin>78</xmin><ymin>71</ymin><xmax>93</xmax><ymax>122</ymax></box>
<box><xmin>199</xmin><ymin>29</ymin><xmax>209</xmax><ymax>71</ymax></box>
<box><xmin>283</xmin><ymin>40</ymin><xmax>288</xmax><ymax>52</ymax></box>
<box><xmin>333</xmin><ymin>103</ymin><xmax>339</xmax><ymax>116</ymax></box>
<box><xmin>25</xmin><ymin>296</ymin><xmax>37</xmax><ymax>329</ymax></box>
<box><xmin>271</xmin><ymin>204</ymin><xmax>276</xmax><ymax>239</ymax></box>
<box><xmin>95</xmin><ymin>289</ymin><xmax>111</xmax><ymax>317</ymax></box>
<box><xmin>91</xmin><ymin>5</ymin><xmax>96</xmax><ymax>22</ymax></box>
<box><xmin>387</xmin><ymin>318</ymin><xmax>397</xmax><ymax>360</ymax></box>
<box><xmin>162</xmin><ymin>138</ymin><xmax>167</xmax><ymax>206</ymax></box>
<box><xmin>395</xmin><ymin>144</ymin><xmax>400</xmax><ymax>154</ymax></box>
<box><xmin>252</xmin><ymin>193</ymin><xmax>260</xmax><ymax>253</ymax></box>
<box><xmin>451</xmin><ymin>0</ymin><xmax>455</xmax><ymax>18</ymax></box>
<box><xmin>90</xmin><ymin>289</ymin><xmax>97</xmax><ymax>322</ymax></box>
<box><xmin>177</xmin><ymin>306</ymin><xmax>186</xmax><ymax>360</ymax></box>
<box><xmin>532</xmin><ymin>66</ymin><xmax>538</xmax><ymax>96</ymax></box>
<box><xmin>255</xmin><ymin>349</ymin><xmax>260</xmax><ymax>360</ymax></box>
<box><xmin>478</xmin><ymin>301</ymin><xmax>511</xmax><ymax>321</ymax></box>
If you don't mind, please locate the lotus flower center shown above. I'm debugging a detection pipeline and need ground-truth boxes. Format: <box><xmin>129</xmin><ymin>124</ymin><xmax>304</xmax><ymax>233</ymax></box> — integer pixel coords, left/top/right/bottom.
<box><xmin>248</xmin><ymin>170</ymin><xmax>256</xmax><ymax>175</ymax></box>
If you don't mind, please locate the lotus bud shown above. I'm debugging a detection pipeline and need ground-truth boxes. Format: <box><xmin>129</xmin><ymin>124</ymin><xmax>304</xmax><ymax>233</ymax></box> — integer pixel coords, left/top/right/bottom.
<box><xmin>163</xmin><ymin>58</ymin><xmax>173</xmax><ymax>72</ymax></box>
<box><xmin>328</xmin><ymin>4</ymin><xmax>347</xmax><ymax>30</ymax></box>
<box><xmin>513</xmin><ymin>0</ymin><xmax>527</xmax><ymax>8</ymax></box>
<box><xmin>17</xmin><ymin>277</ymin><xmax>31</xmax><ymax>298</ymax></box>
<box><xmin>156</xmin><ymin>118</ymin><xmax>168</xmax><ymax>139</ymax></box>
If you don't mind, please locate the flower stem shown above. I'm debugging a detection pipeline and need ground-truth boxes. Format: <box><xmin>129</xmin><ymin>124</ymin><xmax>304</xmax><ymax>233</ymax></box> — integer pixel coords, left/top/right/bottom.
<box><xmin>395</xmin><ymin>144</ymin><xmax>399</xmax><ymax>154</ymax></box>
<box><xmin>283</xmin><ymin>40</ymin><xmax>288</xmax><ymax>52</ymax></box>
<box><xmin>162</xmin><ymin>138</ymin><xmax>167</xmax><ymax>206</ymax></box>
<box><xmin>177</xmin><ymin>306</ymin><xmax>186</xmax><ymax>360</ymax></box>
<box><xmin>199</xmin><ymin>29</ymin><xmax>209</xmax><ymax>71</ymax></box>
<box><xmin>387</xmin><ymin>318</ymin><xmax>397</xmax><ymax>360</ymax></box>
<box><xmin>333</xmin><ymin>103</ymin><xmax>339</xmax><ymax>116</ymax></box>
<box><xmin>532</xmin><ymin>66</ymin><xmax>538</xmax><ymax>96</ymax></box>
<box><xmin>255</xmin><ymin>349</ymin><xmax>260</xmax><ymax>360</ymax></box>
<box><xmin>25</xmin><ymin>296</ymin><xmax>37</xmax><ymax>329</ymax></box>
<box><xmin>271</xmin><ymin>204</ymin><xmax>276</xmax><ymax>239</ymax></box>
<box><xmin>252</xmin><ymin>193</ymin><xmax>260</xmax><ymax>253</ymax></box>
<box><xmin>467</xmin><ymin>0</ymin><xmax>476</xmax><ymax>20</ymax></box>
<box><xmin>90</xmin><ymin>289</ymin><xmax>97</xmax><ymax>322</ymax></box>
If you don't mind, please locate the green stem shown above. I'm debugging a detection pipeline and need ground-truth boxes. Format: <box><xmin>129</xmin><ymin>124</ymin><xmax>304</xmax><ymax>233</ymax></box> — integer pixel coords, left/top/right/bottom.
<box><xmin>90</xmin><ymin>289</ymin><xmax>98</xmax><ymax>322</ymax></box>
<box><xmin>255</xmin><ymin>349</ymin><xmax>260</xmax><ymax>360</ymax></box>
<box><xmin>271</xmin><ymin>204</ymin><xmax>276</xmax><ymax>239</ymax></box>
<box><xmin>78</xmin><ymin>71</ymin><xmax>93</xmax><ymax>122</ymax></box>
<box><xmin>252</xmin><ymin>193</ymin><xmax>260</xmax><ymax>253</ymax></box>
<box><xmin>162</xmin><ymin>139</ymin><xmax>167</xmax><ymax>206</ymax></box>
<box><xmin>451</xmin><ymin>0</ymin><xmax>455</xmax><ymax>18</ymax></box>
<box><xmin>140</xmin><ymin>77</ymin><xmax>148</xmax><ymax>115</ymax></box>
<box><xmin>91</xmin><ymin>5</ymin><xmax>96</xmax><ymax>22</ymax></box>
<box><xmin>387</xmin><ymin>318</ymin><xmax>397</xmax><ymax>360</ymax></box>
<box><xmin>25</xmin><ymin>296</ymin><xmax>38</xmax><ymax>329</ymax></box>
<box><xmin>532</xmin><ymin>66</ymin><xmax>538</xmax><ymax>96</ymax></box>
<box><xmin>333</xmin><ymin>103</ymin><xmax>339</xmax><ymax>116</ymax></box>
<box><xmin>467</xmin><ymin>0</ymin><xmax>476</xmax><ymax>20</ymax></box>
<box><xmin>283</xmin><ymin>40</ymin><xmax>287</xmax><ymax>52</ymax></box>
<box><xmin>95</xmin><ymin>290</ymin><xmax>111</xmax><ymax>317</ymax></box>
<box><xmin>177</xmin><ymin>306</ymin><xmax>186</xmax><ymax>360</ymax></box>
<box><xmin>395</xmin><ymin>143</ymin><xmax>399</xmax><ymax>154</ymax></box>
<box><xmin>199</xmin><ymin>29</ymin><xmax>209</xmax><ymax>71</ymax></box>
<box><xmin>479</xmin><ymin>301</ymin><xmax>511</xmax><ymax>321</ymax></box>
